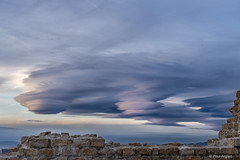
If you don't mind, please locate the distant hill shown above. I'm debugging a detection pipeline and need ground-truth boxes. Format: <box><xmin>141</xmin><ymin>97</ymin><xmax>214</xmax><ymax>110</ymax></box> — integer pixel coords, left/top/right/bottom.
<box><xmin>0</xmin><ymin>141</ymin><xmax>19</xmax><ymax>149</ymax></box>
<box><xmin>185</xmin><ymin>141</ymin><xmax>207</xmax><ymax>146</ymax></box>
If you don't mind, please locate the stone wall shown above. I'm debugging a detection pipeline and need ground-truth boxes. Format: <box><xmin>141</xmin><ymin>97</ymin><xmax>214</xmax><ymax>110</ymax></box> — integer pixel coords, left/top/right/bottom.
<box><xmin>1</xmin><ymin>131</ymin><xmax>240</xmax><ymax>160</ymax></box>
<box><xmin>2</xmin><ymin>91</ymin><xmax>240</xmax><ymax>160</ymax></box>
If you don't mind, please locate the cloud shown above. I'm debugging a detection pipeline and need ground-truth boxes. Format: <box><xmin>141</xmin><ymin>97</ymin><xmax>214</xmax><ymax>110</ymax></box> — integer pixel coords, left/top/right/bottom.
<box><xmin>15</xmin><ymin>51</ymin><xmax>237</xmax><ymax>130</ymax></box>
<box><xmin>27</xmin><ymin>120</ymin><xmax>43</xmax><ymax>123</ymax></box>
<box><xmin>0</xmin><ymin>126</ymin><xmax>17</xmax><ymax>130</ymax></box>
<box><xmin>1</xmin><ymin>0</ymin><xmax>240</xmax><ymax>131</ymax></box>
<box><xmin>0</xmin><ymin>77</ymin><xmax>6</xmax><ymax>85</ymax></box>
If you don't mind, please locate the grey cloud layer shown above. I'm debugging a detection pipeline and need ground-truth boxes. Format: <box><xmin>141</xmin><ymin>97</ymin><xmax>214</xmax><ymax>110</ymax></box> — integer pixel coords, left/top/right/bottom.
<box><xmin>0</xmin><ymin>77</ymin><xmax>6</xmax><ymax>85</ymax></box>
<box><xmin>15</xmin><ymin>52</ymin><xmax>238</xmax><ymax>130</ymax></box>
<box><xmin>1</xmin><ymin>0</ymin><xmax>240</xmax><ymax>131</ymax></box>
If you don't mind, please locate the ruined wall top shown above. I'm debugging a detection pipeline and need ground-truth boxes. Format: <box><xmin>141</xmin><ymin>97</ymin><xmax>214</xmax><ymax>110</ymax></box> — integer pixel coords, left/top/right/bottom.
<box><xmin>218</xmin><ymin>90</ymin><xmax>240</xmax><ymax>139</ymax></box>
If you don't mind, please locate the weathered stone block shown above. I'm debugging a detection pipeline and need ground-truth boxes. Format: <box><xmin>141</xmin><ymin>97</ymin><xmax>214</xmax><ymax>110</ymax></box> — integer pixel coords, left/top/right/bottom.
<box><xmin>82</xmin><ymin>147</ymin><xmax>97</xmax><ymax>156</ymax></box>
<box><xmin>71</xmin><ymin>135</ymin><xmax>80</xmax><ymax>138</ymax></box>
<box><xmin>112</xmin><ymin>142</ymin><xmax>121</xmax><ymax>147</ymax></box>
<box><xmin>136</xmin><ymin>148</ymin><xmax>152</xmax><ymax>156</ymax></box>
<box><xmin>116</xmin><ymin>148</ymin><xmax>122</xmax><ymax>156</ymax></box>
<box><xmin>73</xmin><ymin>138</ymin><xmax>90</xmax><ymax>147</ymax></box>
<box><xmin>152</xmin><ymin>156</ymin><xmax>160</xmax><ymax>160</ymax></box>
<box><xmin>21</xmin><ymin>136</ymin><xmax>29</xmax><ymax>144</ymax></box>
<box><xmin>51</xmin><ymin>139</ymin><xmax>72</xmax><ymax>147</ymax></box>
<box><xmin>234</xmin><ymin>123</ymin><xmax>238</xmax><ymax>131</ymax></box>
<box><xmin>230</xmin><ymin>105</ymin><xmax>238</xmax><ymax>113</ymax></box>
<box><xmin>222</xmin><ymin>124</ymin><xmax>228</xmax><ymax>129</ymax></box>
<box><xmin>228</xmin><ymin>123</ymin><xmax>233</xmax><ymax>129</ymax></box>
<box><xmin>39</xmin><ymin>148</ymin><xmax>54</xmax><ymax>156</ymax></box>
<box><xmin>62</xmin><ymin>147</ymin><xmax>78</xmax><ymax>156</ymax></box>
<box><xmin>28</xmin><ymin>138</ymin><xmax>50</xmax><ymax>148</ymax></box>
<box><xmin>236</xmin><ymin>91</ymin><xmax>240</xmax><ymax>98</ymax></box>
<box><xmin>98</xmin><ymin>147</ymin><xmax>114</xmax><ymax>155</ymax></box>
<box><xmin>25</xmin><ymin>148</ymin><xmax>38</xmax><ymax>156</ymax></box>
<box><xmin>166</xmin><ymin>147</ymin><xmax>179</xmax><ymax>155</ymax></box>
<box><xmin>233</xmin><ymin>131</ymin><xmax>239</xmax><ymax>137</ymax></box>
<box><xmin>180</xmin><ymin>148</ymin><xmax>194</xmax><ymax>156</ymax></box>
<box><xmin>195</xmin><ymin>147</ymin><xmax>207</xmax><ymax>156</ymax></box>
<box><xmin>208</xmin><ymin>138</ymin><xmax>219</xmax><ymax>146</ymax></box>
<box><xmin>221</xmin><ymin>138</ymin><xmax>236</xmax><ymax>147</ymax></box>
<box><xmin>82</xmin><ymin>134</ymin><xmax>97</xmax><ymax>137</ymax></box>
<box><xmin>227</xmin><ymin>118</ymin><xmax>232</xmax><ymax>123</ymax></box>
<box><xmin>152</xmin><ymin>148</ymin><xmax>159</xmax><ymax>155</ymax></box>
<box><xmin>17</xmin><ymin>148</ymin><xmax>25</xmax><ymax>157</ymax></box>
<box><xmin>61</xmin><ymin>132</ymin><xmax>69</xmax><ymax>138</ymax></box>
<box><xmin>49</xmin><ymin>133</ymin><xmax>61</xmax><ymax>138</ymax></box>
<box><xmin>207</xmin><ymin>147</ymin><xmax>220</xmax><ymax>154</ymax></box>
<box><xmin>122</xmin><ymin>148</ymin><xmax>135</xmax><ymax>156</ymax></box>
<box><xmin>221</xmin><ymin>147</ymin><xmax>238</xmax><ymax>155</ymax></box>
<box><xmin>39</xmin><ymin>131</ymin><xmax>51</xmax><ymax>137</ymax></box>
<box><xmin>159</xmin><ymin>148</ymin><xmax>166</xmax><ymax>155</ymax></box>
<box><xmin>91</xmin><ymin>138</ymin><xmax>105</xmax><ymax>148</ymax></box>
<box><xmin>233</xmin><ymin>138</ymin><xmax>240</xmax><ymax>146</ymax></box>
<box><xmin>219</xmin><ymin>129</ymin><xmax>232</xmax><ymax>139</ymax></box>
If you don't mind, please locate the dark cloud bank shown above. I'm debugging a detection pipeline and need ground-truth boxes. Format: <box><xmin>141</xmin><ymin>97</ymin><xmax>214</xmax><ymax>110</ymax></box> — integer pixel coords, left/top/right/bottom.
<box><xmin>15</xmin><ymin>52</ymin><xmax>239</xmax><ymax>131</ymax></box>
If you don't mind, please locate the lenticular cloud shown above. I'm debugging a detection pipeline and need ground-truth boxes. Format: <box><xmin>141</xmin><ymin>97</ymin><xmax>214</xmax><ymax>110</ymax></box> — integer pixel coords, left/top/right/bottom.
<box><xmin>15</xmin><ymin>53</ymin><xmax>234</xmax><ymax>130</ymax></box>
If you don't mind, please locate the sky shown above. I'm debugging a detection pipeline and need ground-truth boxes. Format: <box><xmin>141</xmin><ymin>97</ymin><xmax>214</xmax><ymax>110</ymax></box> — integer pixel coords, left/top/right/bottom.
<box><xmin>1</xmin><ymin>0</ymin><xmax>240</xmax><ymax>147</ymax></box>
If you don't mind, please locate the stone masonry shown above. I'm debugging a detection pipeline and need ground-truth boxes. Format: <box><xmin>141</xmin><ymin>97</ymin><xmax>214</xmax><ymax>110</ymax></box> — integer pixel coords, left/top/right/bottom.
<box><xmin>2</xmin><ymin>91</ymin><xmax>240</xmax><ymax>159</ymax></box>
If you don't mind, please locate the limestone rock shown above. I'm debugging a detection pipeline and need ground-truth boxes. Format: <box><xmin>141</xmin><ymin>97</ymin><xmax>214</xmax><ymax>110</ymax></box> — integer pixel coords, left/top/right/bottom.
<box><xmin>116</xmin><ymin>148</ymin><xmax>122</xmax><ymax>156</ymax></box>
<box><xmin>122</xmin><ymin>148</ymin><xmax>135</xmax><ymax>156</ymax></box>
<box><xmin>195</xmin><ymin>147</ymin><xmax>207</xmax><ymax>156</ymax></box>
<box><xmin>98</xmin><ymin>147</ymin><xmax>114</xmax><ymax>155</ymax></box>
<box><xmin>25</xmin><ymin>148</ymin><xmax>38</xmax><ymax>156</ymax></box>
<box><xmin>51</xmin><ymin>139</ymin><xmax>72</xmax><ymax>147</ymax></box>
<box><xmin>73</xmin><ymin>138</ymin><xmax>90</xmax><ymax>148</ymax></box>
<box><xmin>39</xmin><ymin>131</ymin><xmax>51</xmax><ymax>137</ymax></box>
<box><xmin>61</xmin><ymin>132</ymin><xmax>69</xmax><ymax>138</ymax></box>
<box><xmin>91</xmin><ymin>138</ymin><xmax>105</xmax><ymax>148</ymax></box>
<box><xmin>39</xmin><ymin>148</ymin><xmax>54</xmax><ymax>156</ymax></box>
<box><xmin>236</xmin><ymin>90</ymin><xmax>240</xmax><ymax>98</ymax></box>
<box><xmin>28</xmin><ymin>138</ymin><xmax>50</xmax><ymax>148</ymax></box>
<box><xmin>166</xmin><ymin>147</ymin><xmax>179</xmax><ymax>155</ymax></box>
<box><xmin>180</xmin><ymin>148</ymin><xmax>194</xmax><ymax>156</ymax></box>
<box><xmin>233</xmin><ymin>138</ymin><xmax>240</xmax><ymax>146</ymax></box>
<box><xmin>136</xmin><ymin>147</ymin><xmax>152</xmax><ymax>156</ymax></box>
<box><xmin>21</xmin><ymin>136</ymin><xmax>29</xmax><ymax>144</ymax></box>
<box><xmin>82</xmin><ymin>147</ymin><xmax>97</xmax><ymax>156</ymax></box>
<box><xmin>207</xmin><ymin>147</ymin><xmax>220</xmax><ymax>155</ymax></box>
<box><xmin>207</xmin><ymin>138</ymin><xmax>219</xmax><ymax>146</ymax></box>
<box><xmin>221</xmin><ymin>147</ymin><xmax>238</xmax><ymax>155</ymax></box>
